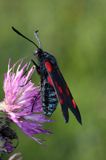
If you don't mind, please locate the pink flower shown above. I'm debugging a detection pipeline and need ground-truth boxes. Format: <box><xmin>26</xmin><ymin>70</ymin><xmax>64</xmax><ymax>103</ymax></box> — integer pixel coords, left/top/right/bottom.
<box><xmin>0</xmin><ymin>60</ymin><xmax>52</xmax><ymax>144</ymax></box>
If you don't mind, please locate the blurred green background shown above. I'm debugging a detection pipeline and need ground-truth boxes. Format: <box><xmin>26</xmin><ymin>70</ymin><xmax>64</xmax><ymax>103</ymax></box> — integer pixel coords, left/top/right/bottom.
<box><xmin>0</xmin><ymin>0</ymin><xmax>106</xmax><ymax>160</ymax></box>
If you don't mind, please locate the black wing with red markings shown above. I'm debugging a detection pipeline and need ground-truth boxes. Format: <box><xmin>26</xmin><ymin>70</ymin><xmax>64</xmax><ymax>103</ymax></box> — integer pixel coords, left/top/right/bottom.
<box><xmin>11</xmin><ymin>27</ymin><xmax>82</xmax><ymax>124</ymax></box>
<box><xmin>44</xmin><ymin>60</ymin><xmax>82</xmax><ymax>124</ymax></box>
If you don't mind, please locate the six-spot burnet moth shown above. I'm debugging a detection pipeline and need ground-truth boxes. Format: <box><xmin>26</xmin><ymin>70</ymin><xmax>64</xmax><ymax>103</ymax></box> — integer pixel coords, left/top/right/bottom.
<box><xmin>12</xmin><ymin>27</ymin><xmax>82</xmax><ymax>124</ymax></box>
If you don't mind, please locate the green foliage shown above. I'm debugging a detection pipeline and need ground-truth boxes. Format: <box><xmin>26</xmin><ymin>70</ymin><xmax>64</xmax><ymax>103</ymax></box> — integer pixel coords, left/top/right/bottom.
<box><xmin>0</xmin><ymin>0</ymin><xmax>106</xmax><ymax>159</ymax></box>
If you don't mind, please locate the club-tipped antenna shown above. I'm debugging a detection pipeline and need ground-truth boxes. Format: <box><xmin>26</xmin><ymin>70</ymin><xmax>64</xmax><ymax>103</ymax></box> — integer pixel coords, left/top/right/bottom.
<box><xmin>34</xmin><ymin>30</ymin><xmax>42</xmax><ymax>49</ymax></box>
<box><xmin>12</xmin><ymin>26</ymin><xmax>39</xmax><ymax>48</ymax></box>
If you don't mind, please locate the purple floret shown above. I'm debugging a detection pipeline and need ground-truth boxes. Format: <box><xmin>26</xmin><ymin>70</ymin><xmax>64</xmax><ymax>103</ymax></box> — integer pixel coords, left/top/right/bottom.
<box><xmin>0</xmin><ymin>60</ymin><xmax>52</xmax><ymax>143</ymax></box>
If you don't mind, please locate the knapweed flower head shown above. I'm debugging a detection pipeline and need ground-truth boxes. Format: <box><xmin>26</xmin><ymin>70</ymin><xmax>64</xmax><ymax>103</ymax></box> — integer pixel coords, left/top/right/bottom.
<box><xmin>0</xmin><ymin>60</ymin><xmax>52</xmax><ymax>144</ymax></box>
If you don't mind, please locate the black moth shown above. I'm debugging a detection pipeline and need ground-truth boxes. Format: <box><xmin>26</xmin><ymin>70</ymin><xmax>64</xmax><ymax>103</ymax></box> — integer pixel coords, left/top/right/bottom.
<box><xmin>12</xmin><ymin>27</ymin><xmax>82</xmax><ymax>124</ymax></box>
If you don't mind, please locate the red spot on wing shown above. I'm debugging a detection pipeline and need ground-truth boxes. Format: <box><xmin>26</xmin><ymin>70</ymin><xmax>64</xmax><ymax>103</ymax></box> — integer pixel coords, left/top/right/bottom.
<box><xmin>55</xmin><ymin>81</ymin><xmax>64</xmax><ymax>104</ymax></box>
<box><xmin>72</xmin><ymin>99</ymin><xmax>76</xmax><ymax>109</ymax></box>
<box><xmin>55</xmin><ymin>81</ymin><xmax>63</xmax><ymax>94</ymax></box>
<box><xmin>58</xmin><ymin>86</ymin><xmax>63</xmax><ymax>94</ymax></box>
<box><xmin>60</xmin><ymin>99</ymin><xmax>64</xmax><ymax>105</ymax></box>
<box><xmin>45</xmin><ymin>61</ymin><xmax>53</xmax><ymax>73</ymax></box>
<box><xmin>47</xmin><ymin>76</ymin><xmax>53</xmax><ymax>86</ymax></box>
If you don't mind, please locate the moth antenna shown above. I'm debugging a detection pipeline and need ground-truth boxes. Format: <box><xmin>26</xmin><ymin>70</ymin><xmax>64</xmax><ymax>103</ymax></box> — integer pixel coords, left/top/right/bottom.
<box><xmin>12</xmin><ymin>26</ymin><xmax>39</xmax><ymax>48</ymax></box>
<box><xmin>34</xmin><ymin>30</ymin><xmax>42</xmax><ymax>49</ymax></box>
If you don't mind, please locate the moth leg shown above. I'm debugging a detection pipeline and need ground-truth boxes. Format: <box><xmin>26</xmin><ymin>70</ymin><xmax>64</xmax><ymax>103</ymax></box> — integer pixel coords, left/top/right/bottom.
<box><xmin>31</xmin><ymin>59</ymin><xmax>40</xmax><ymax>74</ymax></box>
<box><xmin>31</xmin><ymin>96</ymin><xmax>37</xmax><ymax>112</ymax></box>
